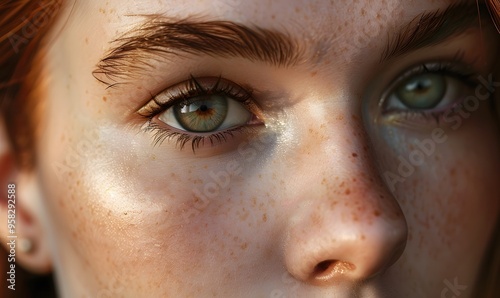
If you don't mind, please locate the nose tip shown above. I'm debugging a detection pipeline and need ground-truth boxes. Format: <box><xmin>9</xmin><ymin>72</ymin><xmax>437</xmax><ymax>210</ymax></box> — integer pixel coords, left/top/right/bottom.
<box><xmin>285</xmin><ymin>214</ymin><xmax>408</xmax><ymax>286</ymax></box>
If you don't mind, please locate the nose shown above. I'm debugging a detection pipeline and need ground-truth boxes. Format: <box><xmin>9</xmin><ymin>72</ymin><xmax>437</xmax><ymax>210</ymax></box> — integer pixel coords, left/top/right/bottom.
<box><xmin>284</xmin><ymin>179</ymin><xmax>407</xmax><ymax>285</ymax></box>
<box><xmin>282</xmin><ymin>128</ymin><xmax>407</xmax><ymax>286</ymax></box>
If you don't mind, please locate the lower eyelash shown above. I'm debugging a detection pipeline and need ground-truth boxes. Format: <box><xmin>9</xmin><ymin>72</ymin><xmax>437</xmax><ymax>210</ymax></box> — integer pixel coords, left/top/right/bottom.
<box><xmin>143</xmin><ymin>120</ymin><xmax>239</xmax><ymax>152</ymax></box>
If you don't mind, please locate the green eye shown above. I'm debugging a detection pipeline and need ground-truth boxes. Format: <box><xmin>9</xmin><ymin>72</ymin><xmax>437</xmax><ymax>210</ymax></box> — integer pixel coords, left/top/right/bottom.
<box><xmin>159</xmin><ymin>93</ymin><xmax>252</xmax><ymax>133</ymax></box>
<box><xmin>174</xmin><ymin>95</ymin><xmax>228</xmax><ymax>132</ymax></box>
<box><xmin>395</xmin><ymin>73</ymin><xmax>446</xmax><ymax>109</ymax></box>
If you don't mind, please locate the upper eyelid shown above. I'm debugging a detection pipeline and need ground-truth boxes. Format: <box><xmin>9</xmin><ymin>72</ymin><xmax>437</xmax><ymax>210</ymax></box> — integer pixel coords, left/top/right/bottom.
<box><xmin>137</xmin><ymin>76</ymin><xmax>255</xmax><ymax>116</ymax></box>
<box><xmin>154</xmin><ymin>77</ymin><xmax>252</xmax><ymax>104</ymax></box>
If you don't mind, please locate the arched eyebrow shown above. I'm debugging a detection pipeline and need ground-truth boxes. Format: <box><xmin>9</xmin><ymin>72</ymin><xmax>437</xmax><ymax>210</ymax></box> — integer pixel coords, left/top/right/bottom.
<box><xmin>93</xmin><ymin>1</ymin><xmax>489</xmax><ymax>87</ymax></box>
<box><xmin>92</xmin><ymin>18</ymin><xmax>303</xmax><ymax>86</ymax></box>
<box><xmin>381</xmin><ymin>1</ymin><xmax>489</xmax><ymax>62</ymax></box>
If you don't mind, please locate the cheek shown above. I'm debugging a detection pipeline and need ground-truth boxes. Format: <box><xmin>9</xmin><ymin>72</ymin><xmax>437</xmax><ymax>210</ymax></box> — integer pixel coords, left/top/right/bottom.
<box><xmin>37</xmin><ymin>112</ymin><xmax>282</xmax><ymax>294</ymax></box>
<box><xmin>370</xmin><ymin>107</ymin><xmax>500</xmax><ymax>278</ymax></box>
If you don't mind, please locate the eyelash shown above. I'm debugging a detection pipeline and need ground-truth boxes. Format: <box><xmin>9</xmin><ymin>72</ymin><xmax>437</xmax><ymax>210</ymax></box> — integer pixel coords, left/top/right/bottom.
<box><xmin>139</xmin><ymin>76</ymin><xmax>259</xmax><ymax>152</ymax></box>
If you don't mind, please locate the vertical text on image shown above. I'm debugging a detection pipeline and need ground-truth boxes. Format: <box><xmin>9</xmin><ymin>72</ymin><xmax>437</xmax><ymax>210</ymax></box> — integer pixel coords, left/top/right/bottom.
<box><xmin>6</xmin><ymin>183</ymin><xmax>17</xmax><ymax>291</ymax></box>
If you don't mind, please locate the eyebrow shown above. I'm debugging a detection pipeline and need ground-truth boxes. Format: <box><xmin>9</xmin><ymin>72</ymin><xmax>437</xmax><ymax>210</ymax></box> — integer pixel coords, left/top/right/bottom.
<box><xmin>381</xmin><ymin>1</ymin><xmax>488</xmax><ymax>61</ymax></box>
<box><xmin>92</xmin><ymin>18</ymin><xmax>303</xmax><ymax>86</ymax></box>
<box><xmin>93</xmin><ymin>1</ymin><xmax>488</xmax><ymax>87</ymax></box>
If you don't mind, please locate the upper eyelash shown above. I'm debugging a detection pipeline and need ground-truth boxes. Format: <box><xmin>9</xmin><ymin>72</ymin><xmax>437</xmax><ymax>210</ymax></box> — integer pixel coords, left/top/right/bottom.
<box><xmin>382</xmin><ymin>50</ymin><xmax>476</xmax><ymax>97</ymax></box>
<box><xmin>147</xmin><ymin>75</ymin><xmax>254</xmax><ymax>115</ymax></box>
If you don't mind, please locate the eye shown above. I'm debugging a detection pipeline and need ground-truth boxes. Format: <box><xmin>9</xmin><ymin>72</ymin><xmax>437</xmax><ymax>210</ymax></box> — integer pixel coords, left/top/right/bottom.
<box><xmin>394</xmin><ymin>73</ymin><xmax>446</xmax><ymax>109</ymax></box>
<box><xmin>383</xmin><ymin>63</ymin><xmax>475</xmax><ymax>116</ymax></box>
<box><xmin>158</xmin><ymin>94</ymin><xmax>252</xmax><ymax>132</ymax></box>
<box><xmin>138</xmin><ymin>76</ymin><xmax>264</xmax><ymax>151</ymax></box>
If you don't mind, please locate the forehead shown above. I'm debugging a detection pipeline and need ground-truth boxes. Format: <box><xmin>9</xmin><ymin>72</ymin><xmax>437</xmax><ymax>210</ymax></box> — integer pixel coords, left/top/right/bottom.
<box><xmin>74</xmin><ymin>0</ymin><xmax>454</xmax><ymax>38</ymax></box>
<box><xmin>65</xmin><ymin>0</ymin><xmax>456</xmax><ymax>71</ymax></box>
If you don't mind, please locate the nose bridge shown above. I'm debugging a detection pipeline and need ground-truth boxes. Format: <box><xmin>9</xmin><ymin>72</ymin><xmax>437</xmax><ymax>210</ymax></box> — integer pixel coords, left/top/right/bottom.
<box><xmin>282</xmin><ymin>112</ymin><xmax>408</xmax><ymax>286</ymax></box>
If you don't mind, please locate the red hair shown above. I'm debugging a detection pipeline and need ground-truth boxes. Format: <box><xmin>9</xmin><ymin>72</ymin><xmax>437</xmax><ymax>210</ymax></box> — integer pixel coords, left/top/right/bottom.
<box><xmin>0</xmin><ymin>0</ymin><xmax>62</xmax><ymax>168</ymax></box>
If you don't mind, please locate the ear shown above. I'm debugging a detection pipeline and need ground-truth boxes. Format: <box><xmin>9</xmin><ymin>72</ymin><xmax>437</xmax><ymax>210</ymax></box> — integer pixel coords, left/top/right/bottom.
<box><xmin>0</xmin><ymin>119</ymin><xmax>52</xmax><ymax>274</ymax></box>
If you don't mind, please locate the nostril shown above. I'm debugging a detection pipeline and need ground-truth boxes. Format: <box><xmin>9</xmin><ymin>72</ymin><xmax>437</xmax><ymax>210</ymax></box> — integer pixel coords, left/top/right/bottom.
<box><xmin>312</xmin><ymin>260</ymin><xmax>356</xmax><ymax>282</ymax></box>
<box><xmin>314</xmin><ymin>260</ymin><xmax>334</xmax><ymax>275</ymax></box>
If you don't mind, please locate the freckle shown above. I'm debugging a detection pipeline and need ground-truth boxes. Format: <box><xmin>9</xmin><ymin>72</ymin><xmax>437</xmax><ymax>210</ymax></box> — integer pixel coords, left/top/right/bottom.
<box><xmin>310</xmin><ymin>71</ymin><xmax>317</xmax><ymax>77</ymax></box>
<box><xmin>124</xmin><ymin>212</ymin><xmax>128</xmax><ymax>215</ymax></box>
<box><xmin>352</xmin><ymin>153</ymin><xmax>358</xmax><ymax>157</ymax></box>
<box><xmin>339</xmin><ymin>181</ymin><xmax>345</xmax><ymax>188</ymax></box>
<box><xmin>361</xmin><ymin>234</ymin><xmax>366</xmax><ymax>240</ymax></box>
<box><xmin>345</xmin><ymin>189</ymin><xmax>351</xmax><ymax>195</ymax></box>
<box><xmin>271</xmin><ymin>14</ymin><xmax>276</xmax><ymax>19</ymax></box>
<box><xmin>240</xmin><ymin>243</ymin><xmax>248</xmax><ymax>250</ymax></box>
<box><xmin>374</xmin><ymin>210</ymin><xmax>381</xmax><ymax>217</ymax></box>
<box><xmin>262</xmin><ymin>213</ymin><xmax>267</xmax><ymax>222</ymax></box>
<box><xmin>102</xmin><ymin>96</ymin><xmax>107</xmax><ymax>102</ymax></box>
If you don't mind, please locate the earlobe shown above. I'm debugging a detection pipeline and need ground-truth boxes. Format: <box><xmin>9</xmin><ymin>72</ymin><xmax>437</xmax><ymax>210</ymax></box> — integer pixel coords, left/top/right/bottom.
<box><xmin>0</xmin><ymin>119</ymin><xmax>52</xmax><ymax>274</ymax></box>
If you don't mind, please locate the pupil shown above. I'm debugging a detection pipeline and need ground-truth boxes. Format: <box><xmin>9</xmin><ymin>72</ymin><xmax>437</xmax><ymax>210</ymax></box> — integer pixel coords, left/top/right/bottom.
<box><xmin>199</xmin><ymin>104</ymin><xmax>208</xmax><ymax>112</ymax></box>
<box><xmin>418</xmin><ymin>80</ymin><xmax>429</xmax><ymax>90</ymax></box>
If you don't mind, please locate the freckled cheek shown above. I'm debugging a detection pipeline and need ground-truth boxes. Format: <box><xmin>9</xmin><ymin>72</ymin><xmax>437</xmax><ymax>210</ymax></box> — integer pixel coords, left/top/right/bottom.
<box><xmin>373</xmin><ymin>125</ymin><xmax>500</xmax><ymax>257</ymax></box>
<box><xmin>58</xmin><ymin>132</ymin><xmax>277</xmax><ymax>277</ymax></box>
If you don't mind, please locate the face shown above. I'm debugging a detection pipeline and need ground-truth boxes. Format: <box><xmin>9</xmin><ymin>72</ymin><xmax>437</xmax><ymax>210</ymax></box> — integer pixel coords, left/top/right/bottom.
<box><xmin>30</xmin><ymin>0</ymin><xmax>499</xmax><ymax>296</ymax></box>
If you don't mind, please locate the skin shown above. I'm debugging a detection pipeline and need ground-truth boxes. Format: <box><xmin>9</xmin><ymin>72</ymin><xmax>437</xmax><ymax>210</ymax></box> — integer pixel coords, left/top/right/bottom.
<box><xmin>1</xmin><ymin>0</ymin><xmax>499</xmax><ymax>297</ymax></box>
